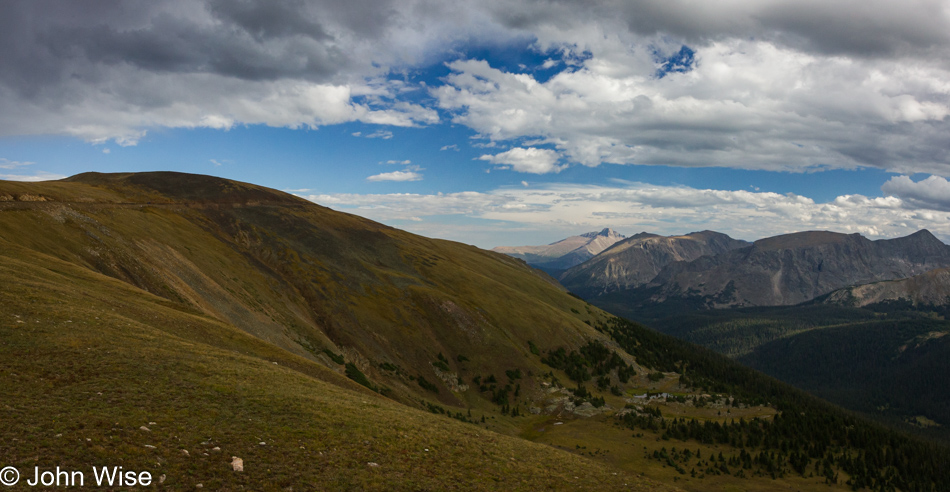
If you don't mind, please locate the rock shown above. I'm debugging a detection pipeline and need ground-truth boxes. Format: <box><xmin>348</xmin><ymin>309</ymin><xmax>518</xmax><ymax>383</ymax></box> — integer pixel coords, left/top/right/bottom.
<box><xmin>139</xmin><ymin>426</ymin><xmax>151</xmax><ymax>432</ymax></box>
<box><xmin>231</xmin><ymin>457</ymin><xmax>244</xmax><ymax>472</ymax></box>
<box><xmin>367</xmin><ymin>462</ymin><xmax>380</xmax><ymax>467</ymax></box>
<box><xmin>181</xmin><ymin>449</ymin><xmax>190</xmax><ymax>456</ymax></box>
<box><xmin>573</xmin><ymin>402</ymin><xmax>599</xmax><ymax>417</ymax></box>
<box><xmin>159</xmin><ymin>474</ymin><xmax>166</xmax><ymax>484</ymax></box>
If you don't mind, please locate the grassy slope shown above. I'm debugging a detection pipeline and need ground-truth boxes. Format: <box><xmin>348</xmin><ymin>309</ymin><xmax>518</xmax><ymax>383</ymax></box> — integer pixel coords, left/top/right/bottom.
<box><xmin>0</xmin><ymin>242</ymin><xmax>656</xmax><ymax>491</ymax></box>
<box><xmin>0</xmin><ymin>173</ymin><xmax>607</xmax><ymax>410</ymax></box>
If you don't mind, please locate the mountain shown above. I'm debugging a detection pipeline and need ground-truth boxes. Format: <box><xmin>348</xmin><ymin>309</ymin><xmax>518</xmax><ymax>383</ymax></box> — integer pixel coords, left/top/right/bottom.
<box><xmin>560</xmin><ymin>231</ymin><xmax>749</xmax><ymax>298</ymax></box>
<box><xmin>822</xmin><ymin>266</ymin><xmax>950</xmax><ymax>309</ymax></box>
<box><xmin>3</xmin><ymin>172</ymin><xmax>949</xmax><ymax>490</ymax></box>
<box><xmin>492</xmin><ymin>228</ymin><xmax>625</xmax><ymax>272</ymax></box>
<box><xmin>641</xmin><ymin>230</ymin><xmax>950</xmax><ymax>309</ymax></box>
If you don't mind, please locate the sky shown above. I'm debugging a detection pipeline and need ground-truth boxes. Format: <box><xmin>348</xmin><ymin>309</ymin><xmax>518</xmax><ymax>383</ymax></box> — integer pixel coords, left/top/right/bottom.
<box><xmin>1</xmin><ymin>0</ymin><xmax>949</xmax><ymax>248</ymax></box>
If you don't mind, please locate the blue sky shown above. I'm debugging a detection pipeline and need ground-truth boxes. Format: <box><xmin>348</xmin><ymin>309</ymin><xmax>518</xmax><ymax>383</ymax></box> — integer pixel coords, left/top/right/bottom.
<box><xmin>2</xmin><ymin>1</ymin><xmax>949</xmax><ymax>248</ymax></box>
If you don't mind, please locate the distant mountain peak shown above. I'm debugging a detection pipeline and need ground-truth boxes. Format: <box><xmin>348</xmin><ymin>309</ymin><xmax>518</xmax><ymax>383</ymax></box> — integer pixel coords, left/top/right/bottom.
<box><xmin>492</xmin><ymin>228</ymin><xmax>626</xmax><ymax>271</ymax></box>
<box><xmin>580</xmin><ymin>228</ymin><xmax>624</xmax><ymax>239</ymax></box>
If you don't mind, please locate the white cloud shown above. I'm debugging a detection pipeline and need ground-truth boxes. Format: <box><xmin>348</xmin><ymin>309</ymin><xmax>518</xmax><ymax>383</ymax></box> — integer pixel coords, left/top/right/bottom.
<box><xmin>440</xmin><ymin>144</ymin><xmax>459</xmax><ymax>151</ymax></box>
<box><xmin>303</xmin><ymin>180</ymin><xmax>950</xmax><ymax>248</ymax></box>
<box><xmin>1</xmin><ymin>0</ymin><xmax>948</xmax><ymax>175</ymax></box>
<box><xmin>101</xmin><ymin>148</ymin><xmax>111</xmax><ymax>154</ymax></box>
<box><xmin>366</xmin><ymin>170</ymin><xmax>422</xmax><ymax>182</ymax></box>
<box><xmin>210</xmin><ymin>159</ymin><xmax>222</xmax><ymax>166</ymax></box>
<box><xmin>881</xmin><ymin>175</ymin><xmax>950</xmax><ymax>211</ymax></box>
<box><xmin>434</xmin><ymin>45</ymin><xmax>950</xmax><ymax>174</ymax></box>
<box><xmin>384</xmin><ymin>159</ymin><xmax>411</xmax><ymax>165</ymax></box>
<box><xmin>478</xmin><ymin>147</ymin><xmax>564</xmax><ymax>174</ymax></box>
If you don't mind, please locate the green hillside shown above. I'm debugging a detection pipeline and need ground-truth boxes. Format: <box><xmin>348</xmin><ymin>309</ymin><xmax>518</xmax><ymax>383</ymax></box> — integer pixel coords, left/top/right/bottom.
<box><xmin>2</xmin><ymin>172</ymin><xmax>949</xmax><ymax>490</ymax></box>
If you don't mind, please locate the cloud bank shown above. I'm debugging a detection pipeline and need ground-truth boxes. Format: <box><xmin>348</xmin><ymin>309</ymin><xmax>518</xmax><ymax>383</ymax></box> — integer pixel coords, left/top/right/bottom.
<box><xmin>305</xmin><ymin>179</ymin><xmax>950</xmax><ymax>247</ymax></box>
<box><xmin>1</xmin><ymin>0</ymin><xmax>948</xmax><ymax>174</ymax></box>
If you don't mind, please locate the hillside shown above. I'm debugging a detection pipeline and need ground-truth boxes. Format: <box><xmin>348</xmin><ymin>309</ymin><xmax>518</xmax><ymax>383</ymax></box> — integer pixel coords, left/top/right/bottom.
<box><xmin>492</xmin><ymin>228</ymin><xmax>625</xmax><ymax>273</ymax></box>
<box><xmin>822</xmin><ymin>267</ymin><xmax>950</xmax><ymax>309</ymax></box>
<box><xmin>634</xmin><ymin>300</ymin><xmax>950</xmax><ymax>442</ymax></box>
<box><xmin>560</xmin><ymin>231</ymin><xmax>748</xmax><ymax>298</ymax></box>
<box><xmin>739</xmin><ymin>315</ymin><xmax>950</xmax><ymax>441</ymax></box>
<box><xmin>2</xmin><ymin>172</ymin><xmax>949</xmax><ymax>490</ymax></box>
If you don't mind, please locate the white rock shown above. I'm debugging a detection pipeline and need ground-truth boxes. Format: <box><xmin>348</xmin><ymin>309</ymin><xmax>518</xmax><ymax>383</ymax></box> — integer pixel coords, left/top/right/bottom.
<box><xmin>231</xmin><ymin>456</ymin><xmax>244</xmax><ymax>472</ymax></box>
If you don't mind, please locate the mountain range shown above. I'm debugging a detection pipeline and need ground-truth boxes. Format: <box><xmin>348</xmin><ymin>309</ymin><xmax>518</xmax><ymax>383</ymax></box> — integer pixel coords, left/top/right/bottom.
<box><xmin>559</xmin><ymin>230</ymin><xmax>749</xmax><ymax>298</ymax></box>
<box><xmin>3</xmin><ymin>172</ymin><xmax>949</xmax><ymax>491</ymax></box>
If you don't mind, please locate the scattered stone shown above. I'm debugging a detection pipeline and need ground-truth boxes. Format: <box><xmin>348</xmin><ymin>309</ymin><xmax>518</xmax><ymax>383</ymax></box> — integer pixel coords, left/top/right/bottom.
<box><xmin>367</xmin><ymin>462</ymin><xmax>380</xmax><ymax>467</ymax></box>
<box><xmin>144</xmin><ymin>445</ymin><xmax>156</xmax><ymax>449</ymax></box>
<box><xmin>231</xmin><ymin>457</ymin><xmax>244</xmax><ymax>472</ymax></box>
<box><xmin>573</xmin><ymin>402</ymin><xmax>599</xmax><ymax>417</ymax></box>
<box><xmin>149</xmin><ymin>421</ymin><xmax>156</xmax><ymax>425</ymax></box>
<box><xmin>212</xmin><ymin>447</ymin><xmax>221</xmax><ymax>452</ymax></box>
<box><xmin>181</xmin><ymin>449</ymin><xmax>190</xmax><ymax>456</ymax></box>
<box><xmin>259</xmin><ymin>441</ymin><xmax>266</xmax><ymax>446</ymax></box>
<box><xmin>196</xmin><ymin>484</ymin><xmax>203</xmax><ymax>489</ymax></box>
<box><xmin>140</xmin><ymin>426</ymin><xmax>151</xmax><ymax>432</ymax></box>
<box><xmin>159</xmin><ymin>474</ymin><xmax>166</xmax><ymax>484</ymax></box>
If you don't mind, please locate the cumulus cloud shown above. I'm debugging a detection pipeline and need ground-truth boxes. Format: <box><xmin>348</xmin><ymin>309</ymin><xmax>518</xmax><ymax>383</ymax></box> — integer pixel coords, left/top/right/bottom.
<box><xmin>882</xmin><ymin>175</ymin><xmax>950</xmax><ymax>211</ymax></box>
<box><xmin>305</xmin><ymin>180</ymin><xmax>950</xmax><ymax>247</ymax></box>
<box><xmin>435</xmin><ymin>44</ymin><xmax>950</xmax><ymax>173</ymax></box>
<box><xmin>1</xmin><ymin>0</ymin><xmax>949</xmax><ymax>175</ymax></box>
<box><xmin>384</xmin><ymin>159</ymin><xmax>412</xmax><ymax>165</ymax></box>
<box><xmin>479</xmin><ymin>147</ymin><xmax>564</xmax><ymax>174</ymax></box>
